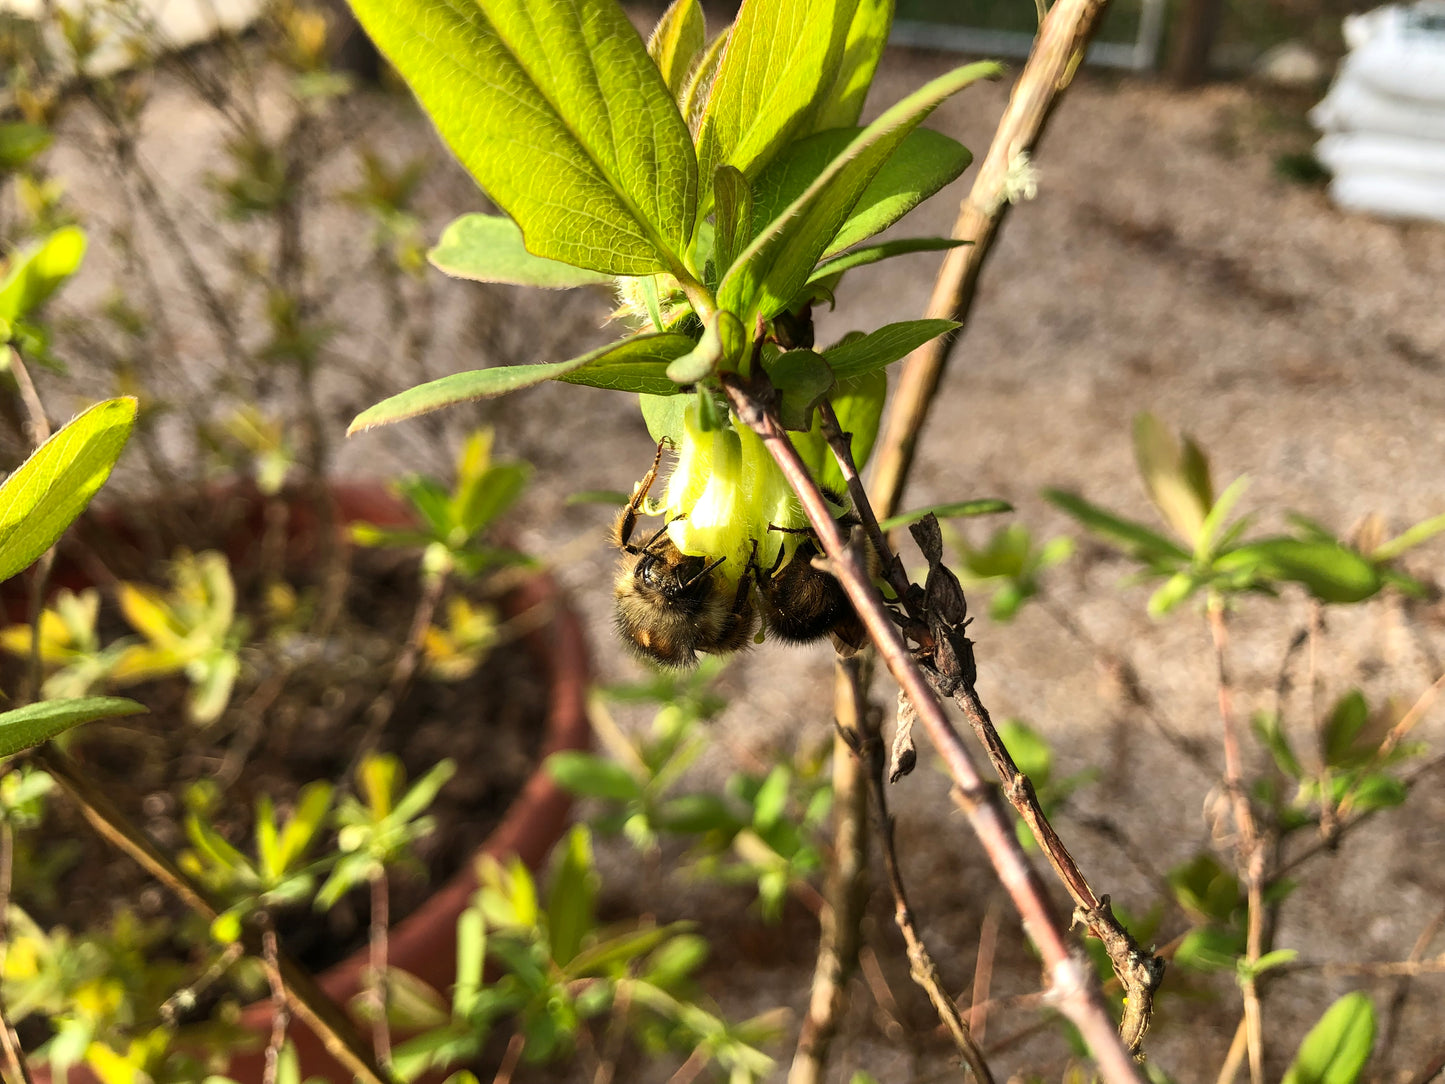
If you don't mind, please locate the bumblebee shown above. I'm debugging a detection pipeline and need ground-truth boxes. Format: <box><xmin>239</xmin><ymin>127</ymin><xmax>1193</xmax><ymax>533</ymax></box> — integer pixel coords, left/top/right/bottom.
<box><xmin>611</xmin><ymin>444</ymin><xmax>757</xmax><ymax>668</ymax></box>
<box><xmin>752</xmin><ymin>536</ymin><xmax>867</xmax><ymax>653</ymax></box>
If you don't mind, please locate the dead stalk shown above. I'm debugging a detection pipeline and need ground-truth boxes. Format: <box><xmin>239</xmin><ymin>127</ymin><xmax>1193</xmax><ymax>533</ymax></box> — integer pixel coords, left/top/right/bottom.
<box><xmin>369</xmin><ymin>870</ymin><xmax>393</xmax><ymax>1069</ymax></box>
<box><xmin>1206</xmin><ymin>597</ymin><xmax>1266</xmax><ymax>1084</ymax></box>
<box><xmin>869</xmin><ymin>0</ymin><xmax>1115</xmax><ymax>520</ymax></box>
<box><xmin>789</xmin><ymin>657</ymin><xmax>872</xmax><ymax>1084</ymax></box>
<box><xmin>969</xmin><ymin>902</ymin><xmax>1002</xmax><ymax>1044</ymax></box>
<box><xmin>721</xmin><ymin>374</ymin><xmax>1143</xmax><ymax>1084</ymax></box>
<box><xmin>862</xmin><ymin>695</ymin><xmax>995</xmax><ymax>1084</ymax></box>
<box><xmin>262</xmin><ymin>923</ymin><xmax>290</xmax><ymax>1084</ymax></box>
<box><xmin>824</xmin><ymin>385</ymin><xmax>1162</xmax><ymax>1052</ymax></box>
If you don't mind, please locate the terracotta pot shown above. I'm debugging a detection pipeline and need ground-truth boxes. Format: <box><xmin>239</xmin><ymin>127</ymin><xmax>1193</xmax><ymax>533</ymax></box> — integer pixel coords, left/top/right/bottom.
<box><xmin>18</xmin><ymin>482</ymin><xmax>591</xmax><ymax>1084</ymax></box>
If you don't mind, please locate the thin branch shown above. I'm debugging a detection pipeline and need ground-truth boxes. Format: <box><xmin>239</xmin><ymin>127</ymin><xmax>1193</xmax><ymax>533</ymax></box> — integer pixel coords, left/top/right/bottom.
<box><xmin>1207</xmin><ymin>598</ymin><xmax>1267</xmax><ymax>1084</ymax></box>
<box><xmin>1385</xmin><ymin>907</ymin><xmax>1445</xmax><ymax>1068</ymax></box>
<box><xmin>859</xmin><ymin>693</ymin><xmax>995</xmax><ymax>1084</ymax></box>
<box><xmin>969</xmin><ymin>902</ymin><xmax>1002</xmax><ymax>1045</ymax></box>
<box><xmin>262</xmin><ymin>923</ymin><xmax>290</xmax><ymax>1084</ymax></box>
<box><xmin>823</xmin><ymin>377</ymin><xmax>1163</xmax><ymax>1052</ymax></box>
<box><xmin>789</xmin><ymin>656</ymin><xmax>872</xmax><ymax>1084</ymax></box>
<box><xmin>369</xmin><ymin>871</ymin><xmax>393</xmax><ymax>1069</ymax></box>
<box><xmin>720</xmin><ymin>374</ymin><xmax>1143</xmax><ymax>1084</ymax></box>
<box><xmin>869</xmin><ymin>0</ymin><xmax>1114</xmax><ymax>520</ymax></box>
<box><xmin>1407</xmin><ymin>1045</ymin><xmax>1445</xmax><ymax>1084</ymax></box>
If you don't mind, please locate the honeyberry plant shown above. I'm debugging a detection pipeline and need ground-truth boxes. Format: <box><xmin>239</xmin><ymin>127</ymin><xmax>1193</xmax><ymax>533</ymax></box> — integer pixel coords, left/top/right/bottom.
<box><xmin>344</xmin><ymin>0</ymin><xmax>996</xmax><ymax>587</ymax></box>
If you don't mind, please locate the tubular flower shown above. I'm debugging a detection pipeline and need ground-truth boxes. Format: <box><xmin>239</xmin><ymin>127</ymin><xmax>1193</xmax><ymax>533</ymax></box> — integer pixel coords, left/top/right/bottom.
<box><xmin>662</xmin><ymin>401</ymin><xmax>835</xmax><ymax>586</ymax></box>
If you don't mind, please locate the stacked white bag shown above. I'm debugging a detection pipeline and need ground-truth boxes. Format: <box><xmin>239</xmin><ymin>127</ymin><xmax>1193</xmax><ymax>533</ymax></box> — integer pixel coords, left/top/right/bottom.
<box><xmin>1311</xmin><ymin>2</ymin><xmax>1445</xmax><ymax>223</ymax></box>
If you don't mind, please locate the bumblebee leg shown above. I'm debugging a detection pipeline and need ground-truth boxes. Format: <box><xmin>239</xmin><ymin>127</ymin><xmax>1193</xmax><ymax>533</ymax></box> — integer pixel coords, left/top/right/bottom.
<box><xmin>616</xmin><ymin>441</ymin><xmax>670</xmax><ymax>549</ymax></box>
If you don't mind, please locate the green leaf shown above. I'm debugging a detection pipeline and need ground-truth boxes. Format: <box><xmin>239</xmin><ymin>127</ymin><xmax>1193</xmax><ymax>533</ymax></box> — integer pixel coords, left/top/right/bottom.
<box><xmin>547</xmin><ymin>826</ymin><xmax>597</xmax><ymax>966</ymax></box>
<box><xmin>817</xmin><ymin>370</ymin><xmax>886</xmax><ymax>492</ymax></box>
<box><xmin>1252</xmin><ymin>711</ymin><xmax>1303</xmax><ymax>779</ymax></box>
<box><xmin>679</xmin><ymin>29</ymin><xmax>729</xmax><ymax>134</ymax></box>
<box><xmin>640</xmin><ymin>391</ymin><xmax>691</xmax><ymax>445</ymax></box>
<box><xmin>1371</xmin><ymin>512</ymin><xmax>1445</xmax><ymax>563</ymax></box>
<box><xmin>666</xmin><ymin>312</ymin><xmax>728</xmax><ymax>385</ymax></box>
<box><xmin>1322</xmin><ymin>690</ymin><xmax>1369</xmax><ymax>766</ymax></box>
<box><xmin>750</xmin><ymin>128</ymin><xmax>973</xmax><ymax>263</ymax></box>
<box><xmin>1345</xmin><ymin>773</ymin><xmax>1407</xmax><ymax>813</ymax></box>
<box><xmin>807</xmin><ymin>0</ymin><xmax>892</xmax><ymax>131</ymax></box>
<box><xmin>347</xmin><ymin>0</ymin><xmax>697</xmax><ymax>275</ymax></box>
<box><xmin>0</xmin><ymin>697</ymin><xmax>145</xmax><ymax>758</ymax></box>
<box><xmin>765</xmin><ymin>349</ymin><xmax>835</xmax><ymax>431</ymax></box>
<box><xmin>0</xmin><ymin>397</ymin><xmax>138</xmax><ymax>584</ymax></box>
<box><xmin>1044</xmin><ymin>489</ymin><xmax>1191</xmax><ymax>567</ymax></box>
<box><xmin>1174</xmin><ymin>925</ymin><xmax>1245</xmax><ymax>972</ymax></box>
<box><xmin>1282</xmin><ymin>992</ymin><xmax>1375</xmax><ymax>1084</ymax></box>
<box><xmin>822</xmin><ymin>318</ymin><xmax>959</xmax><ymax>381</ymax></box>
<box><xmin>545</xmin><ymin>751</ymin><xmax>644</xmax><ymax>802</ymax></box>
<box><xmin>0</xmin><ymin>226</ymin><xmax>87</xmax><ymax>325</ymax></box>
<box><xmin>1148</xmin><ymin>570</ymin><xmax>1199</xmax><ymax>617</ymax></box>
<box><xmin>695</xmin><ymin>0</ymin><xmax>856</xmax><ymax>198</ymax></box>
<box><xmin>1196</xmin><ymin>475</ymin><xmax>1251</xmax><ymax>559</ymax></box>
<box><xmin>712</xmin><ymin>166</ymin><xmax>754</xmax><ymax>281</ymax></box>
<box><xmin>429</xmin><ymin>215</ymin><xmax>613</xmax><ymax>289</ymax></box>
<box><xmin>719</xmin><ymin>63</ymin><xmax>997</xmax><ymax>323</ymax></box>
<box><xmin>878</xmin><ymin>499</ymin><xmax>1012</xmax><ymax>531</ymax></box>
<box><xmin>349</xmin><ymin>333</ymin><xmax>696</xmax><ymax>432</ymax></box>
<box><xmin>806</xmin><ymin>236</ymin><xmax>965</xmax><ymax>286</ymax></box>
<box><xmin>751</xmin><ymin>766</ymin><xmax>790</xmax><ymax>831</ymax></box>
<box><xmin>0</xmin><ymin>123</ymin><xmax>52</xmax><ymax>172</ymax></box>
<box><xmin>1219</xmin><ymin>538</ymin><xmax>1381</xmax><ymax>604</ymax></box>
<box><xmin>997</xmin><ymin>719</ymin><xmax>1051</xmax><ymax>786</ymax></box>
<box><xmin>646</xmin><ymin>0</ymin><xmax>706</xmax><ymax>96</ymax></box>
<box><xmin>565</xmin><ymin>922</ymin><xmax>690</xmax><ymax>978</ymax></box>
<box><xmin>655</xmin><ymin>793</ymin><xmax>739</xmax><ymax>834</ymax></box>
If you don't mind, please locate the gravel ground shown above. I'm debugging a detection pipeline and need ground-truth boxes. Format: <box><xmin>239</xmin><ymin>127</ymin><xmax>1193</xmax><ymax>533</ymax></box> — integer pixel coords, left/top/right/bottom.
<box><xmin>26</xmin><ymin>30</ymin><xmax>1445</xmax><ymax>1084</ymax></box>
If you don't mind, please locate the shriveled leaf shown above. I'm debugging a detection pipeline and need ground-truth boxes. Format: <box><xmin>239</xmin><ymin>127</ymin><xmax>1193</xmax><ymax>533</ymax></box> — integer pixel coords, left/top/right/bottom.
<box><xmin>1134</xmin><ymin>413</ymin><xmax>1208</xmax><ymax>547</ymax></box>
<box><xmin>0</xmin><ymin>226</ymin><xmax>87</xmax><ymax>325</ymax></box>
<box><xmin>878</xmin><ymin>499</ymin><xmax>1012</xmax><ymax>531</ymax></box>
<box><xmin>823</xmin><ymin>318</ymin><xmax>958</xmax><ymax>381</ymax></box>
<box><xmin>0</xmin><ymin>697</ymin><xmax>145</xmax><ymax>758</ymax></box>
<box><xmin>1282</xmin><ymin>992</ymin><xmax>1375</xmax><ymax>1084</ymax></box>
<box><xmin>347</xmin><ymin>0</ymin><xmax>696</xmax><ymax>275</ymax></box>
<box><xmin>807</xmin><ymin>0</ymin><xmax>892</xmax><ymax>131</ymax></box>
<box><xmin>719</xmin><ymin>63</ymin><xmax>997</xmax><ymax>323</ymax></box>
<box><xmin>647</xmin><ymin>0</ymin><xmax>706</xmax><ymax>96</ymax></box>
<box><xmin>350</xmin><ymin>333</ymin><xmax>695</xmax><ymax>432</ymax></box>
<box><xmin>695</xmin><ymin>0</ymin><xmax>855</xmax><ymax>198</ymax></box>
<box><xmin>0</xmin><ymin>397</ymin><xmax>138</xmax><ymax>584</ymax></box>
<box><xmin>429</xmin><ymin>214</ymin><xmax>612</xmax><ymax>288</ymax></box>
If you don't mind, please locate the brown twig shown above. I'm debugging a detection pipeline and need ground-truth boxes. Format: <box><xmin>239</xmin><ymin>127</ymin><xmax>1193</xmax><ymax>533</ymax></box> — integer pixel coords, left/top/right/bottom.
<box><xmin>821</xmin><ymin>376</ymin><xmax>1163</xmax><ymax>1053</ymax></box>
<box><xmin>1384</xmin><ymin>907</ymin><xmax>1445</xmax><ymax>1069</ymax></box>
<box><xmin>859</xmin><ymin>693</ymin><xmax>995</xmax><ymax>1084</ymax></box>
<box><xmin>721</xmin><ymin>375</ymin><xmax>1143</xmax><ymax>1084</ymax></box>
<box><xmin>1407</xmin><ymin>1045</ymin><xmax>1445</xmax><ymax>1084</ymax></box>
<box><xmin>969</xmin><ymin>901</ymin><xmax>1001</xmax><ymax>1045</ymax></box>
<box><xmin>1206</xmin><ymin>597</ymin><xmax>1267</xmax><ymax>1084</ymax></box>
<box><xmin>869</xmin><ymin>0</ymin><xmax>1114</xmax><ymax>520</ymax></box>
<box><xmin>28</xmin><ymin>745</ymin><xmax>389</xmax><ymax>1084</ymax></box>
<box><xmin>369</xmin><ymin>870</ymin><xmax>393</xmax><ymax>1069</ymax></box>
<box><xmin>261</xmin><ymin>922</ymin><xmax>290</xmax><ymax>1084</ymax></box>
<box><xmin>789</xmin><ymin>656</ymin><xmax>872</xmax><ymax>1084</ymax></box>
<box><xmin>493</xmin><ymin>1032</ymin><xmax>526</xmax><ymax>1084</ymax></box>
